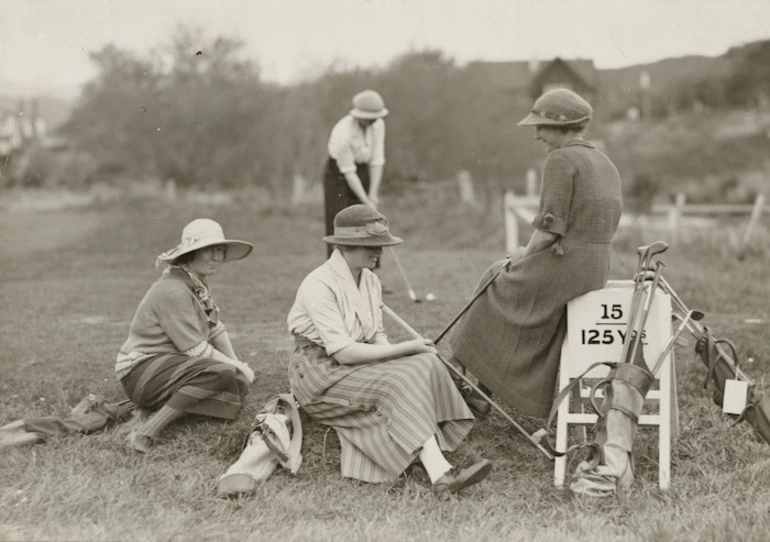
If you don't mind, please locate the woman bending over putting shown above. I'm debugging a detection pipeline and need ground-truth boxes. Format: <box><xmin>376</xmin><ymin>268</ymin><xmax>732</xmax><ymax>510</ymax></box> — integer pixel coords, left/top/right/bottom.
<box><xmin>117</xmin><ymin>219</ymin><xmax>255</xmax><ymax>453</ymax></box>
<box><xmin>287</xmin><ymin>204</ymin><xmax>492</xmax><ymax>499</ymax></box>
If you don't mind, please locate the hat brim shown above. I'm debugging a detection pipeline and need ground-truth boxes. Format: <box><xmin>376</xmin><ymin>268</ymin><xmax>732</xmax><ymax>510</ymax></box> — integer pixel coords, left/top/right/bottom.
<box><xmin>517</xmin><ymin>112</ymin><xmax>591</xmax><ymax>126</ymax></box>
<box><xmin>160</xmin><ymin>240</ymin><xmax>254</xmax><ymax>264</ymax></box>
<box><xmin>322</xmin><ymin>234</ymin><xmax>403</xmax><ymax>247</ymax></box>
<box><xmin>350</xmin><ymin>108</ymin><xmax>389</xmax><ymax>120</ymax></box>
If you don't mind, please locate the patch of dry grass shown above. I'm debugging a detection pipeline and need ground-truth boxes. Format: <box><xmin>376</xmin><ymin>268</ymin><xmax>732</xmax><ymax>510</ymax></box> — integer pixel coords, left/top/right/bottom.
<box><xmin>0</xmin><ymin>192</ymin><xmax>768</xmax><ymax>541</ymax></box>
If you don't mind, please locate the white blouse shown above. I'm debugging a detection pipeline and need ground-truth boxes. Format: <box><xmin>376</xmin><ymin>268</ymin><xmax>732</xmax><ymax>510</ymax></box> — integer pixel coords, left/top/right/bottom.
<box><xmin>327</xmin><ymin>115</ymin><xmax>386</xmax><ymax>174</ymax></box>
<box><xmin>287</xmin><ymin>249</ymin><xmax>389</xmax><ymax>356</ymax></box>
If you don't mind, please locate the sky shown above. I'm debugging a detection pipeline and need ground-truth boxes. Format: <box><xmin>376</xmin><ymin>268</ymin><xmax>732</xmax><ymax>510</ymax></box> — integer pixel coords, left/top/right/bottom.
<box><xmin>1</xmin><ymin>0</ymin><xmax>770</xmax><ymax>100</ymax></box>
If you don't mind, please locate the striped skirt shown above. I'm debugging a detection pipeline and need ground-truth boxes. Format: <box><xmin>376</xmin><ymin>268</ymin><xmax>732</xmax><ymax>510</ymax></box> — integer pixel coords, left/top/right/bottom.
<box><xmin>288</xmin><ymin>342</ymin><xmax>474</xmax><ymax>483</ymax></box>
<box><xmin>120</xmin><ymin>353</ymin><xmax>249</xmax><ymax>420</ymax></box>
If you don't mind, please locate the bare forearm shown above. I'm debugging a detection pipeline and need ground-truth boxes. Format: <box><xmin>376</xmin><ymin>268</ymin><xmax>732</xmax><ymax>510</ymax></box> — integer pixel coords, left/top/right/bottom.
<box><xmin>211</xmin><ymin>331</ymin><xmax>237</xmax><ymax>359</ymax></box>
<box><xmin>343</xmin><ymin>172</ymin><xmax>372</xmax><ymax>205</ymax></box>
<box><xmin>334</xmin><ymin>340</ymin><xmax>425</xmax><ymax>365</ymax></box>
<box><xmin>368</xmin><ymin>165</ymin><xmax>383</xmax><ymax>198</ymax></box>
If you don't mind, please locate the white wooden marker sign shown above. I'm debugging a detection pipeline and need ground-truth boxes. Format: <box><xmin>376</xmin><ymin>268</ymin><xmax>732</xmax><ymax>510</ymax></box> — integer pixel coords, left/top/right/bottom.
<box><xmin>563</xmin><ymin>279</ymin><xmax>672</xmax><ymax>376</ymax></box>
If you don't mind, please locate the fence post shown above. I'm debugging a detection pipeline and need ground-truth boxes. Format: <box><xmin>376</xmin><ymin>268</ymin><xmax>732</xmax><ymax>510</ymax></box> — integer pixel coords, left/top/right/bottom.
<box><xmin>291</xmin><ymin>174</ymin><xmax>306</xmax><ymax>206</ymax></box>
<box><xmin>504</xmin><ymin>191</ymin><xmax>519</xmax><ymax>253</ymax></box>
<box><xmin>457</xmin><ymin>170</ymin><xmax>476</xmax><ymax>205</ymax></box>
<box><xmin>164</xmin><ymin>178</ymin><xmax>177</xmax><ymax>202</ymax></box>
<box><xmin>668</xmin><ymin>193</ymin><xmax>686</xmax><ymax>243</ymax></box>
<box><xmin>737</xmin><ymin>193</ymin><xmax>766</xmax><ymax>260</ymax></box>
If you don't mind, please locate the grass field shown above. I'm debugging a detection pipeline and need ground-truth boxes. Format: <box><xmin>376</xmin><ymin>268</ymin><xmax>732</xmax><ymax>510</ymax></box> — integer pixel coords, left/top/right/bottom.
<box><xmin>1</xmin><ymin>190</ymin><xmax>769</xmax><ymax>542</ymax></box>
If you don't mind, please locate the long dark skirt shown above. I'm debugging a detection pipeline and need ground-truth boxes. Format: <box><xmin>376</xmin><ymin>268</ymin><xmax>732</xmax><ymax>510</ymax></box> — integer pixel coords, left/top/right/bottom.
<box><xmin>120</xmin><ymin>353</ymin><xmax>249</xmax><ymax>420</ymax></box>
<box><xmin>323</xmin><ymin>157</ymin><xmax>370</xmax><ymax>259</ymax></box>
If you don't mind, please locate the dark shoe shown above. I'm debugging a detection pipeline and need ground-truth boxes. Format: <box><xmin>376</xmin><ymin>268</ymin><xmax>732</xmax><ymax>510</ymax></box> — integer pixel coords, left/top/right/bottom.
<box><xmin>432</xmin><ymin>459</ymin><xmax>493</xmax><ymax>500</ymax></box>
<box><xmin>128</xmin><ymin>432</ymin><xmax>154</xmax><ymax>454</ymax></box>
<box><xmin>460</xmin><ymin>384</ymin><xmax>491</xmax><ymax>417</ymax></box>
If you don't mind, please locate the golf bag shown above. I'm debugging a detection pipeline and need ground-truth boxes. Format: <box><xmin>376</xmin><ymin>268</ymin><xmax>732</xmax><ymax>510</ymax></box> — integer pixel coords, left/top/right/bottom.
<box><xmin>0</xmin><ymin>394</ymin><xmax>134</xmax><ymax>449</ymax></box>
<box><xmin>216</xmin><ymin>393</ymin><xmax>303</xmax><ymax>498</ymax></box>
<box><xmin>569</xmin><ymin>359</ymin><xmax>654</xmax><ymax>496</ymax></box>
<box><xmin>695</xmin><ymin>328</ymin><xmax>770</xmax><ymax>445</ymax></box>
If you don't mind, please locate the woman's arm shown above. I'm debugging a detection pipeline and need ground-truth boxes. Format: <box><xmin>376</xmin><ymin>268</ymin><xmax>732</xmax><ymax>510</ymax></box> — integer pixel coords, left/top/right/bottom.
<box><xmin>343</xmin><ymin>171</ymin><xmax>375</xmax><ymax>208</ymax></box>
<box><xmin>523</xmin><ymin>229</ymin><xmax>559</xmax><ymax>257</ymax></box>
<box><xmin>207</xmin><ymin>346</ymin><xmax>255</xmax><ymax>383</ymax></box>
<box><xmin>368</xmin><ymin>164</ymin><xmax>383</xmax><ymax>206</ymax></box>
<box><xmin>333</xmin><ymin>338</ymin><xmax>436</xmax><ymax>365</ymax></box>
<box><xmin>211</xmin><ymin>329</ymin><xmax>237</xmax><ymax>359</ymax></box>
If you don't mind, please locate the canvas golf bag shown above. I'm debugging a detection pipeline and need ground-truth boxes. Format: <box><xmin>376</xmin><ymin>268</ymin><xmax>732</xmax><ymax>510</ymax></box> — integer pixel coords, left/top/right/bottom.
<box><xmin>217</xmin><ymin>393</ymin><xmax>303</xmax><ymax>498</ymax></box>
<box><xmin>568</xmin><ymin>357</ymin><xmax>655</xmax><ymax>496</ymax></box>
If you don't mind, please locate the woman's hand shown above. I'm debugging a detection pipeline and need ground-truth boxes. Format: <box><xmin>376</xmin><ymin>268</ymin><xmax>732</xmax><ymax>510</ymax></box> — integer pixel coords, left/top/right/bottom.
<box><xmin>237</xmin><ymin>361</ymin><xmax>255</xmax><ymax>384</ymax></box>
<box><xmin>405</xmin><ymin>338</ymin><xmax>438</xmax><ymax>356</ymax></box>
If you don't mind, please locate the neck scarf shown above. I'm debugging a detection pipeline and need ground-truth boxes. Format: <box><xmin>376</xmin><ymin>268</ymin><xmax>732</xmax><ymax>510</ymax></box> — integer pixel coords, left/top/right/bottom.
<box><xmin>166</xmin><ymin>264</ymin><xmax>221</xmax><ymax>328</ymax></box>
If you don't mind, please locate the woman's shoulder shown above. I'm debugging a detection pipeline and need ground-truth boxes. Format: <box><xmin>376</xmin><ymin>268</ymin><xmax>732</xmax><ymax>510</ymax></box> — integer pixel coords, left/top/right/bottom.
<box><xmin>146</xmin><ymin>273</ymin><xmax>194</xmax><ymax>304</ymax></box>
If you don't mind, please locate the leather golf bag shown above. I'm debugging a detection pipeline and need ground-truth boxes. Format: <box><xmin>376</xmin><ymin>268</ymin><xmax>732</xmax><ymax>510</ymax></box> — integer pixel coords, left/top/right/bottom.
<box><xmin>696</xmin><ymin>328</ymin><xmax>770</xmax><ymax>446</ymax></box>
<box><xmin>570</xmin><ymin>343</ymin><xmax>655</xmax><ymax>497</ymax></box>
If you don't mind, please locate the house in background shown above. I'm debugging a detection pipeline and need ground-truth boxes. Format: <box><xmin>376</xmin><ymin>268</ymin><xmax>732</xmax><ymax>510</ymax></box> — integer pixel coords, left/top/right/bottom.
<box><xmin>465</xmin><ymin>57</ymin><xmax>599</xmax><ymax>109</ymax></box>
<box><xmin>0</xmin><ymin>100</ymin><xmax>48</xmax><ymax>157</ymax></box>
<box><xmin>527</xmin><ymin>57</ymin><xmax>599</xmax><ymax>104</ymax></box>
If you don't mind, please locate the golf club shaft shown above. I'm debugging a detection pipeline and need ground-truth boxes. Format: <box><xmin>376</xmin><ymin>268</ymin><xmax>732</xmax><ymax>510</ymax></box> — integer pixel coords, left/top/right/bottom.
<box><xmin>651</xmin><ymin>311</ymin><xmax>697</xmax><ymax>375</ymax></box>
<box><xmin>628</xmin><ymin>260</ymin><xmax>665</xmax><ymax>365</ymax></box>
<box><xmin>620</xmin><ymin>249</ymin><xmax>654</xmax><ymax>363</ymax></box>
<box><xmin>658</xmin><ymin>277</ymin><xmax>749</xmax><ymax>381</ymax></box>
<box><xmin>433</xmin><ymin>257</ymin><xmax>510</xmax><ymax>345</ymax></box>
<box><xmin>389</xmin><ymin>247</ymin><xmax>418</xmax><ymax>301</ymax></box>
<box><xmin>381</xmin><ymin>304</ymin><xmax>554</xmax><ymax>461</ymax></box>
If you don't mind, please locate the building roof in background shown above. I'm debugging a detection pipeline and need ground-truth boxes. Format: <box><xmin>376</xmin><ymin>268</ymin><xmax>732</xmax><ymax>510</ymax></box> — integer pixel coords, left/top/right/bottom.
<box><xmin>465</xmin><ymin>58</ymin><xmax>598</xmax><ymax>94</ymax></box>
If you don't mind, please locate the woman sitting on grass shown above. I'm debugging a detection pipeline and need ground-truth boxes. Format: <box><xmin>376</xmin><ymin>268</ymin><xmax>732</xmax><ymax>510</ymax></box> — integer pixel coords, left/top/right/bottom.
<box><xmin>287</xmin><ymin>204</ymin><xmax>492</xmax><ymax>499</ymax></box>
<box><xmin>116</xmin><ymin>219</ymin><xmax>255</xmax><ymax>453</ymax></box>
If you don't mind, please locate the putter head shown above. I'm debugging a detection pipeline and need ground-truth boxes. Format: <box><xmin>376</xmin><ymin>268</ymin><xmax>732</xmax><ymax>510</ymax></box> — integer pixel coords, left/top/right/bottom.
<box><xmin>647</xmin><ymin>240</ymin><xmax>669</xmax><ymax>257</ymax></box>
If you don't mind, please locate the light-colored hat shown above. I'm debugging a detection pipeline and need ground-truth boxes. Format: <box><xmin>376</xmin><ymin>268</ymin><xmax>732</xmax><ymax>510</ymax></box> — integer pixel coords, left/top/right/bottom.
<box><xmin>156</xmin><ymin>218</ymin><xmax>253</xmax><ymax>267</ymax></box>
<box><xmin>323</xmin><ymin>204</ymin><xmax>403</xmax><ymax>247</ymax></box>
<box><xmin>518</xmin><ymin>88</ymin><xmax>593</xmax><ymax>126</ymax></box>
<box><xmin>350</xmin><ymin>90</ymin><xmax>389</xmax><ymax>120</ymax></box>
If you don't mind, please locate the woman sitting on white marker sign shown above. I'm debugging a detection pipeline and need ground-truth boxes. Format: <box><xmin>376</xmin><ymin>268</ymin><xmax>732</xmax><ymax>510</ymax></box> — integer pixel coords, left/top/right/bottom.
<box><xmin>450</xmin><ymin>88</ymin><xmax>623</xmax><ymax>419</ymax></box>
<box><xmin>287</xmin><ymin>204</ymin><xmax>491</xmax><ymax>499</ymax></box>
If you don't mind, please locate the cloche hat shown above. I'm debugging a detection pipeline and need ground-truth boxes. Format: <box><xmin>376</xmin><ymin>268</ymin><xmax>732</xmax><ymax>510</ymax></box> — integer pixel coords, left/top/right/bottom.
<box><xmin>323</xmin><ymin>204</ymin><xmax>403</xmax><ymax>247</ymax></box>
<box><xmin>156</xmin><ymin>218</ymin><xmax>253</xmax><ymax>268</ymax></box>
<box><xmin>518</xmin><ymin>88</ymin><xmax>593</xmax><ymax>126</ymax></box>
<box><xmin>350</xmin><ymin>90</ymin><xmax>389</xmax><ymax>120</ymax></box>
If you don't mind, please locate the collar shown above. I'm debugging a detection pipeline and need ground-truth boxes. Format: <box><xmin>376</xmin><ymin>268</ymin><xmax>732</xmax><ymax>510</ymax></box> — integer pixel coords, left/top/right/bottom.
<box><xmin>563</xmin><ymin>139</ymin><xmax>595</xmax><ymax>149</ymax></box>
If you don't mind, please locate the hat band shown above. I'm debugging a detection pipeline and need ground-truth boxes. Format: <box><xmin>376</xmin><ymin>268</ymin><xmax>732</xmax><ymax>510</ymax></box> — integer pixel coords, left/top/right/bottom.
<box><xmin>532</xmin><ymin>108</ymin><xmax>589</xmax><ymax>123</ymax></box>
<box><xmin>334</xmin><ymin>224</ymin><xmax>389</xmax><ymax>239</ymax></box>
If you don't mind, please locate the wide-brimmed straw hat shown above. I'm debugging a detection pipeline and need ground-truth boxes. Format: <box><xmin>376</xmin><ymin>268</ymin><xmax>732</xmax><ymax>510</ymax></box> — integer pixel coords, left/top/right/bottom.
<box><xmin>323</xmin><ymin>204</ymin><xmax>403</xmax><ymax>247</ymax></box>
<box><xmin>156</xmin><ymin>218</ymin><xmax>253</xmax><ymax>266</ymax></box>
<box><xmin>517</xmin><ymin>88</ymin><xmax>593</xmax><ymax>126</ymax></box>
<box><xmin>350</xmin><ymin>90</ymin><xmax>389</xmax><ymax>120</ymax></box>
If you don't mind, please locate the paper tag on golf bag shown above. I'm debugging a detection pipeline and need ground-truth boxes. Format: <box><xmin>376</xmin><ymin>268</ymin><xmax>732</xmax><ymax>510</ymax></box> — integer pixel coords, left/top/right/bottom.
<box><xmin>722</xmin><ymin>379</ymin><xmax>749</xmax><ymax>415</ymax></box>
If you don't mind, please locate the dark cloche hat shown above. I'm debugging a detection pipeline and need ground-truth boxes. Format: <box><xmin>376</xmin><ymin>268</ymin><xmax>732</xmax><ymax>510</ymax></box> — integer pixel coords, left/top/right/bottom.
<box><xmin>323</xmin><ymin>204</ymin><xmax>403</xmax><ymax>247</ymax></box>
<box><xmin>518</xmin><ymin>88</ymin><xmax>593</xmax><ymax>126</ymax></box>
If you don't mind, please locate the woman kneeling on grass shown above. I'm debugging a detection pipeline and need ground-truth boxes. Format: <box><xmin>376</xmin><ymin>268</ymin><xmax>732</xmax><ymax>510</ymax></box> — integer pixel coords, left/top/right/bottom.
<box><xmin>287</xmin><ymin>204</ymin><xmax>492</xmax><ymax>499</ymax></box>
<box><xmin>116</xmin><ymin>219</ymin><xmax>255</xmax><ymax>454</ymax></box>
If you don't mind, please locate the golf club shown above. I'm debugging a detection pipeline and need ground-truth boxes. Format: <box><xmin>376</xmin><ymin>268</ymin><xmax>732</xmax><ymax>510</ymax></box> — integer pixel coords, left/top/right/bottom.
<box><xmin>388</xmin><ymin>247</ymin><xmax>430</xmax><ymax>303</ymax></box>
<box><xmin>433</xmin><ymin>256</ymin><xmax>512</xmax><ymax>345</ymax></box>
<box><xmin>658</xmin><ymin>276</ymin><xmax>750</xmax><ymax>381</ymax></box>
<box><xmin>627</xmin><ymin>259</ymin><xmax>666</xmax><ymax>367</ymax></box>
<box><xmin>651</xmin><ymin>309</ymin><xmax>705</xmax><ymax>375</ymax></box>
<box><xmin>381</xmin><ymin>304</ymin><xmax>554</xmax><ymax>461</ymax></box>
